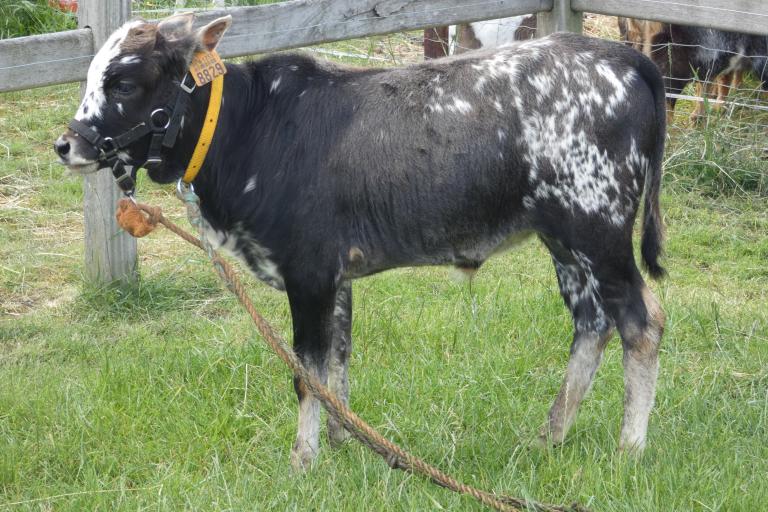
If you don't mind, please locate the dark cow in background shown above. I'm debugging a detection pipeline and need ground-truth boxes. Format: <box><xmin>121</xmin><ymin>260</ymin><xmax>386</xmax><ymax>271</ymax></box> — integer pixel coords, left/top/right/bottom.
<box><xmin>651</xmin><ymin>25</ymin><xmax>768</xmax><ymax>121</ymax></box>
<box><xmin>55</xmin><ymin>13</ymin><xmax>667</xmax><ymax>469</ymax></box>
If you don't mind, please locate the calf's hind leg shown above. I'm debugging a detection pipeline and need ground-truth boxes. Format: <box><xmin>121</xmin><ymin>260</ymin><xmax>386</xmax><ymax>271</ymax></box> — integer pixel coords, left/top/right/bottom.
<box><xmin>540</xmin><ymin>249</ymin><xmax>614</xmax><ymax>445</ymax></box>
<box><xmin>616</xmin><ymin>284</ymin><xmax>665</xmax><ymax>451</ymax></box>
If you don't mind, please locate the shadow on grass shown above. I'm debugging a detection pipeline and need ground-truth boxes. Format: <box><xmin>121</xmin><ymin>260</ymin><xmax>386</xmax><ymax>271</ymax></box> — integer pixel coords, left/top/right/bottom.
<box><xmin>74</xmin><ymin>271</ymin><xmax>226</xmax><ymax>323</ymax></box>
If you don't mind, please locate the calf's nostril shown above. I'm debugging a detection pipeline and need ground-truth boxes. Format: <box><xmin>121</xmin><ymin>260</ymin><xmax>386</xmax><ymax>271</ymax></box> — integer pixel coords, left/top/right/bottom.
<box><xmin>54</xmin><ymin>138</ymin><xmax>71</xmax><ymax>157</ymax></box>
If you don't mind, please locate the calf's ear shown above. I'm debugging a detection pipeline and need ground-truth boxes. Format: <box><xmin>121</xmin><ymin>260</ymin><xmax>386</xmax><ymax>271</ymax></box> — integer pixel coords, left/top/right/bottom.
<box><xmin>123</xmin><ymin>23</ymin><xmax>158</xmax><ymax>54</ymax></box>
<box><xmin>195</xmin><ymin>16</ymin><xmax>232</xmax><ymax>52</ymax></box>
<box><xmin>157</xmin><ymin>12</ymin><xmax>195</xmax><ymax>41</ymax></box>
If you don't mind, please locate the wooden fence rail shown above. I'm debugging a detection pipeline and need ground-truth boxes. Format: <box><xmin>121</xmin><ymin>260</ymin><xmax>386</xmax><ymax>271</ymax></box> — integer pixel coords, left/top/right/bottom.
<box><xmin>0</xmin><ymin>0</ymin><xmax>552</xmax><ymax>94</ymax></box>
<box><xmin>3</xmin><ymin>0</ymin><xmax>768</xmax><ymax>94</ymax></box>
<box><xmin>1</xmin><ymin>0</ymin><xmax>767</xmax><ymax>283</ymax></box>
<box><xmin>574</xmin><ymin>0</ymin><xmax>768</xmax><ymax>37</ymax></box>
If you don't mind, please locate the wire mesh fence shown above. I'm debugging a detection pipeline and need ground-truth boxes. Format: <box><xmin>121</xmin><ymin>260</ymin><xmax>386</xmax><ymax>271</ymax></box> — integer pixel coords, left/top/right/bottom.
<box><xmin>2</xmin><ymin>5</ymin><xmax>766</xmax><ymax>195</ymax></box>
<box><xmin>613</xmin><ymin>17</ymin><xmax>768</xmax><ymax>195</ymax></box>
<box><xmin>419</xmin><ymin>14</ymin><xmax>768</xmax><ymax>195</ymax></box>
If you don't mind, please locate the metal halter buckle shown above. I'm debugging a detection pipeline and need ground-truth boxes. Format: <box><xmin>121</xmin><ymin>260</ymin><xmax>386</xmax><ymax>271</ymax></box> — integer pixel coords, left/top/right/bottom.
<box><xmin>179</xmin><ymin>74</ymin><xmax>196</xmax><ymax>94</ymax></box>
<box><xmin>150</xmin><ymin>108</ymin><xmax>172</xmax><ymax>131</ymax></box>
<box><xmin>100</xmin><ymin>137</ymin><xmax>117</xmax><ymax>158</ymax></box>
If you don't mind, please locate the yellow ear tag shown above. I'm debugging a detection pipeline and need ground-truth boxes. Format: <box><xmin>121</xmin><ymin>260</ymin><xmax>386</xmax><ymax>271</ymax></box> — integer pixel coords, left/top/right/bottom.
<box><xmin>189</xmin><ymin>50</ymin><xmax>227</xmax><ymax>87</ymax></box>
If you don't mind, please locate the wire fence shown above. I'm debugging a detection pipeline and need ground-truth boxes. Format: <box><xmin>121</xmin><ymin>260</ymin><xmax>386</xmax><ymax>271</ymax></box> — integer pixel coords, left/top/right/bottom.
<box><xmin>418</xmin><ymin>14</ymin><xmax>768</xmax><ymax>194</ymax></box>
<box><xmin>2</xmin><ymin>5</ymin><xmax>766</xmax><ymax>194</ymax></box>
<box><xmin>613</xmin><ymin>16</ymin><xmax>767</xmax><ymax>194</ymax></box>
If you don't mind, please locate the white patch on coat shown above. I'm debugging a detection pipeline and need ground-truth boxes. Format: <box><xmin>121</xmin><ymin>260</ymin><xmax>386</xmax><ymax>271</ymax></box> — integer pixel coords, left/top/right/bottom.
<box><xmin>119</xmin><ymin>54</ymin><xmax>140</xmax><ymax>65</ymax></box>
<box><xmin>470</xmin><ymin>46</ymin><xmax>529</xmax><ymax>92</ymax></box>
<box><xmin>554</xmin><ymin>251</ymin><xmax>608</xmax><ymax>332</ymax></box>
<box><xmin>243</xmin><ymin>177</ymin><xmax>256</xmax><ymax>193</ymax></box>
<box><xmin>595</xmin><ymin>61</ymin><xmax>632</xmax><ymax>117</ymax></box>
<box><xmin>624</xmin><ymin>139</ymin><xmax>650</xmax><ymax>195</ymax></box>
<box><xmin>75</xmin><ymin>20</ymin><xmax>143</xmax><ymax>121</ymax></box>
<box><xmin>528</xmin><ymin>73</ymin><xmax>554</xmax><ymax>103</ymax></box>
<box><xmin>270</xmin><ymin>76</ymin><xmax>282</xmax><ymax>93</ymax></box>
<box><xmin>522</xmin><ymin>120</ymin><xmax>627</xmax><ymax>225</ymax></box>
<box><xmin>201</xmin><ymin>223</ymin><xmax>284</xmax><ymax>290</ymax></box>
<box><xmin>510</xmin><ymin>50</ymin><xmax>647</xmax><ymax>227</ymax></box>
<box><xmin>446</xmin><ymin>97</ymin><xmax>472</xmax><ymax>115</ymax></box>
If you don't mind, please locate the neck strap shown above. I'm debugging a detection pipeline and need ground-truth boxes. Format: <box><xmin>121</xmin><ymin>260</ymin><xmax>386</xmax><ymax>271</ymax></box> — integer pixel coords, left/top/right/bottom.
<box><xmin>182</xmin><ymin>74</ymin><xmax>224</xmax><ymax>184</ymax></box>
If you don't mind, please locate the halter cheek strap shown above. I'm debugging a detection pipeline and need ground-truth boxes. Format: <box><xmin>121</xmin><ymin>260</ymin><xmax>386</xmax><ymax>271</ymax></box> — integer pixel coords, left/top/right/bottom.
<box><xmin>66</xmin><ymin>72</ymin><xmax>213</xmax><ymax>197</ymax></box>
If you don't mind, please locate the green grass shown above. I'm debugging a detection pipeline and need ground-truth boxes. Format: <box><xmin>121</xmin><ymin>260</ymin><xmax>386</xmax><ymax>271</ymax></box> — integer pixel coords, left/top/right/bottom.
<box><xmin>664</xmin><ymin>79</ymin><xmax>768</xmax><ymax>196</ymax></box>
<box><xmin>0</xmin><ymin>1</ymin><xmax>77</xmax><ymax>39</ymax></box>
<box><xmin>1</xmin><ymin>50</ymin><xmax>767</xmax><ymax>511</ymax></box>
<box><xmin>0</xmin><ymin>1</ymin><xmax>293</xmax><ymax>39</ymax></box>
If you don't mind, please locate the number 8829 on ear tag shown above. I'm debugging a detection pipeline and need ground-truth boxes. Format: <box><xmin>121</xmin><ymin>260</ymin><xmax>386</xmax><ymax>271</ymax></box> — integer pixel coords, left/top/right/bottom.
<box><xmin>189</xmin><ymin>50</ymin><xmax>227</xmax><ymax>87</ymax></box>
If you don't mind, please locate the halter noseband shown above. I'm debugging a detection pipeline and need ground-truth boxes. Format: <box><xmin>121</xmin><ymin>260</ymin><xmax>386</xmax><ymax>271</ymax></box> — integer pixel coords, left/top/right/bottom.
<box><xmin>67</xmin><ymin>73</ymin><xmax>197</xmax><ymax>197</ymax></box>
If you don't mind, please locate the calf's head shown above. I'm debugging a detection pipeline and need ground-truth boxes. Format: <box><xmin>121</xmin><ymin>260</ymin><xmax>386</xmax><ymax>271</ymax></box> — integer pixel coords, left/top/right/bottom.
<box><xmin>54</xmin><ymin>13</ymin><xmax>231</xmax><ymax>183</ymax></box>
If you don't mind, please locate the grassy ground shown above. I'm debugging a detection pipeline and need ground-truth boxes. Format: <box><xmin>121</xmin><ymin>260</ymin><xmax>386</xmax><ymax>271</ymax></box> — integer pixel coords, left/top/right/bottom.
<box><xmin>2</xmin><ymin>35</ymin><xmax>768</xmax><ymax>512</ymax></box>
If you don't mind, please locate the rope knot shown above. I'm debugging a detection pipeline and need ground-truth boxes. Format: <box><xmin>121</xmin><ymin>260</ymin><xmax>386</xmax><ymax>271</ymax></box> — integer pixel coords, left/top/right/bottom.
<box><xmin>116</xmin><ymin>198</ymin><xmax>159</xmax><ymax>238</ymax></box>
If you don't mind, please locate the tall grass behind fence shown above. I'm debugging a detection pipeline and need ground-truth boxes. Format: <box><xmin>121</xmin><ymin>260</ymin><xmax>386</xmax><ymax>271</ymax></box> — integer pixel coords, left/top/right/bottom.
<box><xmin>0</xmin><ymin>1</ymin><xmax>290</xmax><ymax>38</ymax></box>
<box><xmin>0</xmin><ymin>1</ymin><xmax>76</xmax><ymax>38</ymax></box>
<box><xmin>614</xmin><ymin>22</ymin><xmax>768</xmax><ymax>196</ymax></box>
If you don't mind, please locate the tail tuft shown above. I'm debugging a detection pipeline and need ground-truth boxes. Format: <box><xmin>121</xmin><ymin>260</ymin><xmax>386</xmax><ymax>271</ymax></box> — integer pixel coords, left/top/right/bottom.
<box><xmin>641</xmin><ymin>210</ymin><xmax>666</xmax><ymax>279</ymax></box>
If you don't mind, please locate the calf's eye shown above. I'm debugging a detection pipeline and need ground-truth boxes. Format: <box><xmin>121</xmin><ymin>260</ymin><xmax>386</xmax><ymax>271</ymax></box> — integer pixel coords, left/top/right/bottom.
<box><xmin>114</xmin><ymin>80</ymin><xmax>137</xmax><ymax>96</ymax></box>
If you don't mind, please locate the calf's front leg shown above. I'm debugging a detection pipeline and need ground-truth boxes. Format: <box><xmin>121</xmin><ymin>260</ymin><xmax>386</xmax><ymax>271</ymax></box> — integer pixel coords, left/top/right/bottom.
<box><xmin>287</xmin><ymin>286</ymin><xmax>336</xmax><ymax>470</ymax></box>
<box><xmin>327</xmin><ymin>281</ymin><xmax>352</xmax><ymax>447</ymax></box>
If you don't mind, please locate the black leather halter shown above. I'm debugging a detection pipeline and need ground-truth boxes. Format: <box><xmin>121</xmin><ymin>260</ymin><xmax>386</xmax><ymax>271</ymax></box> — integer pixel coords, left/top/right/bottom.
<box><xmin>68</xmin><ymin>73</ymin><xmax>196</xmax><ymax>197</ymax></box>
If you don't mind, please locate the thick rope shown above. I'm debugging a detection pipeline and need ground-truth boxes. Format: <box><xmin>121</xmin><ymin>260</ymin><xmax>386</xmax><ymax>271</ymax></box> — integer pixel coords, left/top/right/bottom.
<box><xmin>127</xmin><ymin>199</ymin><xmax>588</xmax><ymax>512</ymax></box>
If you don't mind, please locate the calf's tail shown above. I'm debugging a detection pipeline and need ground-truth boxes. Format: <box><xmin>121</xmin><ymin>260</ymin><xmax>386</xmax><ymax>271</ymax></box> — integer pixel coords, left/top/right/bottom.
<box><xmin>637</xmin><ymin>54</ymin><xmax>667</xmax><ymax>280</ymax></box>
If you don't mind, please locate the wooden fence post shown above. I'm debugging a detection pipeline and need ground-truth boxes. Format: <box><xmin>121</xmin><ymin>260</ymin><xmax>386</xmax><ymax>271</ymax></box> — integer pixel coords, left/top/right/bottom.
<box><xmin>78</xmin><ymin>0</ymin><xmax>137</xmax><ymax>284</ymax></box>
<box><xmin>536</xmin><ymin>0</ymin><xmax>583</xmax><ymax>36</ymax></box>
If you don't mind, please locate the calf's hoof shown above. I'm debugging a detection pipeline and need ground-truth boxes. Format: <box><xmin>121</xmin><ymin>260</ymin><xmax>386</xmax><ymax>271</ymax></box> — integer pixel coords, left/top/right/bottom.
<box><xmin>618</xmin><ymin>437</ymin><xmax>646</xmax><ymax>456</ymax></box>
<box><xmin>328</xmin><ymin>418</ymin><xmax>351</xmax><ymax>448</ymax></box>
<box><xmin>290</xmin><ymin>442</ymin><xmax>318</xmax><ymax>471</ymax></box>
<box><xmin>536</xmin><ymin>423</ymin><xmax>566</xmax><ymax>449</ymax></box>
<box><xmin>328</xmin><ymin>426</ymin><xmax>351</xmax><ymax>448</ymax></box>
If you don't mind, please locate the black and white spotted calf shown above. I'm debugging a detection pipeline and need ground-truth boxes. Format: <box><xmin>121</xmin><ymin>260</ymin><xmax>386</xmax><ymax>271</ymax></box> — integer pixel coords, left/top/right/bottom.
<box><xmin>55</xmin><ymin>14</ymin><xmax>667</xmax><ymax>468</ymax></box>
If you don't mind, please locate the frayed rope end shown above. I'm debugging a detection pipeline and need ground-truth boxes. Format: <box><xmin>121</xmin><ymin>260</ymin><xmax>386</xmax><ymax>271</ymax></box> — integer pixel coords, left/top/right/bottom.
<box><xmin>116</xmin><ymin>198</ymin><xmax>159</xmax><ymax>238</ymax></box>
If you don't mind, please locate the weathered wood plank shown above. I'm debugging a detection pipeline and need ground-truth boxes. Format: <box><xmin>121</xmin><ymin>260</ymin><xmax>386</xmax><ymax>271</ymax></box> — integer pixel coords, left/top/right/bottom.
<box><xmin>0</xmin><ymin>0</ymin><xmax>551</xmax><ymax>93</ymax></box>
<box><xmin>573</xmin><ymin>0</ymin><xmax>768</xmax><ymax>36</ymax></box>
<box><xmin>537</xmin><ymin>0</ymin><xmax>582</xmax><ymax>36</ymax></box>
<box><xmin>79</xmin><ymin>0</ymin><xmax>138</xmax><ymax>284</ymax></box>
<box><xmin>4</xmin><ymin>0</ymin><xmax>768</xmax><ymax>95</ymax></box>
<box><xmin>0</xmin><ymin>29</ymin><xmax>93</xmax><ymax>93</ymax></box>
<box><xmin>197</xmin><ymin>0</ymin><xmax>554</xmax><ymax>58</ymax></box>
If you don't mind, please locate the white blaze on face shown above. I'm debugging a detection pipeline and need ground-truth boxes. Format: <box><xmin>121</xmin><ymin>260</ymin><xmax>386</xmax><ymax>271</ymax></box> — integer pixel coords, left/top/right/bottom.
<box><xmin>75</xmin><ymin>21</ymin><xmax>143</xmax><ymax>122</ymax></box>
